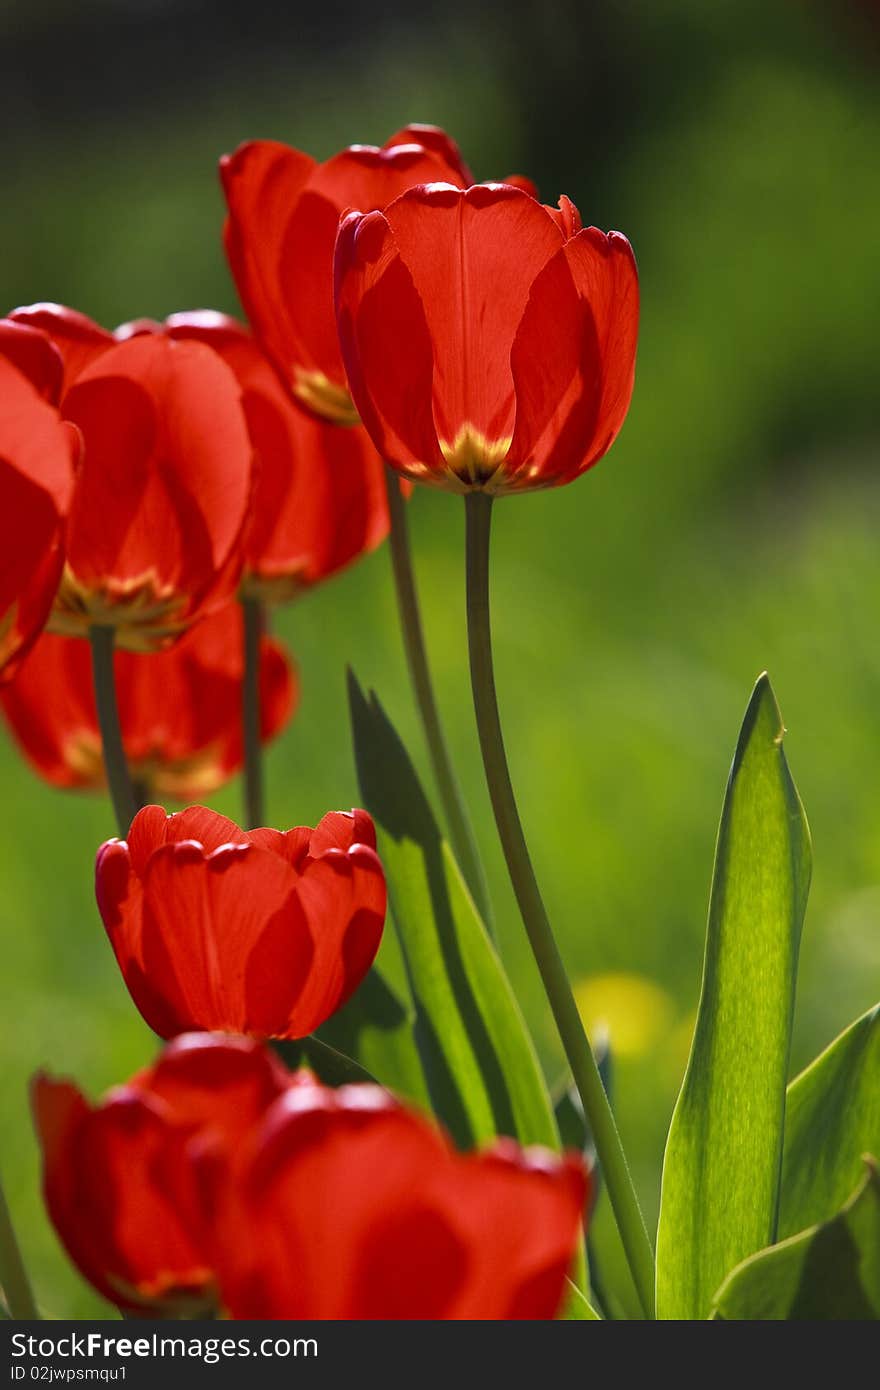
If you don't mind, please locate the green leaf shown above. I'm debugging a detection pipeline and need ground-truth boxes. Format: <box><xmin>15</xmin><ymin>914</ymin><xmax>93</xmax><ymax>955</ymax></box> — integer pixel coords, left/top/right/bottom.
<box><xmin>656</xmin><ymin>674</ymin><xmax>812</xmax><ymax>1320</ymax></box>
<box><xmin>317</xmin><ymin>966</ymin><xmax>429</xmax><ymax>1108</ymax></box>
<box><xmin>712</xmin><ymin>1160</ymin><xmax>880</xmax><ymax>1320</ymax></box>
<box><xmin>558</xmin><ymin>1277</ymin><xmax>601</xmax><ymax>1320</ymax></box>
<box><xmin>347</xmin><ymin>671</ymin><xmax>558</xmax><ymax>1152</ymax></box>
<box><xmin>780</xmin><ymin>1003</ymin><xmax>880</xmax><ymax>1239</ymax></box>
<box><xmin>274</xmin><ymin>1034</ymin><xmax>377</xmax><ymax>1087</ymax></box>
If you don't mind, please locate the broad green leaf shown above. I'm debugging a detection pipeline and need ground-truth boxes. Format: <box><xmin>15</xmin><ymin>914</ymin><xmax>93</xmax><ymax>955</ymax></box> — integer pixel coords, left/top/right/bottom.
<box><xmin>656</xmin><ymin>674</ymin><xmax>811</xmax><ymax>1320</ymax></box>
<box><xmin>558</xmin><ymin>1277</ymin><xmax>601</xmax><ymax>1320</ymax></box>
<box><xmin>347</xmin><ymin>672</ymin><xmax>558</xmax><ymax>1152</ymax></box>
<box><xmin>317</xmin><ymin>966</ymin><xmax>429</xmax><ymax>1108</ymax></box>
<box><xmin>712</xmin><ymin>1161</ymin><xmax>880</xmax><ymax>1320</ymax></box>
<box><xmin>780</xmin><ymin>1002</ymin><xmax>880</xmax><ymax>1238</ymax></box>
<box><xmin>275</xmin><ymin>1034</ymin><xmax>377</xmax><ymax>1086</ymax></box>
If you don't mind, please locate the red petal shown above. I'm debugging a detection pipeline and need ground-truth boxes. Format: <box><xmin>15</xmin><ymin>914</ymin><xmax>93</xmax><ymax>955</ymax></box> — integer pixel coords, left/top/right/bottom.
<box><xmin>0</xmin><ymin>319</ymin><xmax>64</xmax><ymax>402</ymax></box>
<box><xmin>381</xmin><ymin>184</ymin><xmax>563</xmax><ymax>448</ymax></box>
<box><xmin>220</xmin><ymin>141</ymin><xmax>317</xmax><ymax>382</ymax></box>
<box><xmin>139</xmin><ymin>842</ymin><xmax>315</xmax><ymax>1037</ymax></box>
<box><xmin>32</xmin><ymin>1076</ymin><xmax>209</xmax><ymax>1309</ymax></box>
<box><xmin>0</xmin><ymin>359</ymin><xmax>75</xmax><ymax>678</ymax></box>
<box><xmin>309</xmin><ymin>808</ymin><xmax>376</xmax><ymax>854</ymax></box>
<box><xmin>310</xmin><ymin>140</ymin><xmax>469</xmax><ymax>210</ymax></box>
<box><xmin>335</xmin><ymin>209</ymin><xmax>442</xmax><ymax>475</ymax></box>
<box><xmin>506</xmin><ymin>227</ymin><xmax>639</xmax><ymax>488</ymax></box>
<box><xmin>383</xmin><ymin>124</ymin><xmax>474</xmax><ymax>184</ymax></box>
<box><xmin>282</xmin><ymin>844</ymin><xmax>385</xmax><ymax>1034</ymax></box>
<box><xmin>0</xmin><ymin>632</ymin><xmax>96</xmax><ymax>787</ymax></box>
<box><xmin>564</xmin><ymin>228</ymin><xmax>639</xmax><ymax>473</ymax></box>
<box><xmin>135</xmin><ymin>1033</ymin><xmax>290</xmax><ymax>1147</ymax></box>
<box><xmin>9</xmin><ymin>303</ymin><xmax>115</xmax><ymax>389</ymax></box>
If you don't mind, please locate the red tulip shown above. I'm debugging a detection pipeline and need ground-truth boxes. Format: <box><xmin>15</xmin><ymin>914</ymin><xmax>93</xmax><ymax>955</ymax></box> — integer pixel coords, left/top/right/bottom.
<box><xmin>1</xmin><ymin>603</ymin><xmax>296</xmax><ymax>800</ymax></box>
<box><xmin>96</xmin><ymin>805</ymin><xmax>386</xmax><ymax>1040</ymax></box>
<box><xmin>119</xmin><ymin>312</ymin><xmax>390</xmax><ymax>600</ymax></box>
<box><xmin>203</xmin><ymin>1073</ymin><xmax>588</xmax><ymax>1319</ymax></box>
<box><xmin>4</xmin><ymin>305</ymin><xmax>254</xmax><ymax>649</ymax></box>
<box><xmin>32</xmin><ymin>1033</ymin><xmax>290</xmax><ymax>1314</ymax></box>
<box><xmin>0</xmin><ymin>356</ymin><xmax>77</xmax><ymax>681</ymax></box>
<box><xmin>335</xmin><ymin>182</ymin><xmax>639</xmax><ymax>494</ymax></box>
<box><xmin>220</xmin><ymin>125</ymin><xmax>472</xmax><ymax>425</ymax></box>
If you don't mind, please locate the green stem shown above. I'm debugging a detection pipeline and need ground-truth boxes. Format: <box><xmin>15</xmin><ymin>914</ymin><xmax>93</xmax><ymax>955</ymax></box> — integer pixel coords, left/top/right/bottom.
<box><xmin>464</xmin><ymin>491</ymin><xmax>656</xmax><ymax>1319</ymax></box>
<box><xmin>89</xmin><ymin>625</ymin><xmax>137</xmax><ymax>837</ymax></box>
<box><xmin>241</xmin><ymin>595</ymin><xmax>265</xmax><ymax>829</ymax></box>
<box><xmin>385</xmin><ymin>467</ymin><xmax>493</xmax><ymax>930</ymax></box>
<box><xmin>0</xmin><ymin>1172</ymin><xmax>38</xmax><ymax>1319</ymax></box>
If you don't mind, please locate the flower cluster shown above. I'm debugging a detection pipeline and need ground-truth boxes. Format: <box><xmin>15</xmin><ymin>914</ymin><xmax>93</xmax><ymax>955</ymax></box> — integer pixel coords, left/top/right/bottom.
<box><xmin>36</xmin><ymin>1036</ymin><xmax>587</xmax><ymax>1319</ymax></box>
<box><xmin>2</xmin><ymin>120</ymin><xmax>638</xmax><ymax>1321</ymax></box>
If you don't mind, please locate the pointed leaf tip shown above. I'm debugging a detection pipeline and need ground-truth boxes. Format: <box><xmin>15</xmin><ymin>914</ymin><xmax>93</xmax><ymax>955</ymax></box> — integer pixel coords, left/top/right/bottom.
<box><xmin>734</xmin><ymin>672</ymin><xmax>784</xmax><ymax>766</ymax></box>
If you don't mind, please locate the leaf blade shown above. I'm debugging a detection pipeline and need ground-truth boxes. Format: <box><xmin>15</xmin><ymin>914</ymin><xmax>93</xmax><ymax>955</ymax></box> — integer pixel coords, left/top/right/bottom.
<box><xmin>712</xmin><ymin>1161</ymin><xmax>880</xmax><ymax>1320</ymax></box>
<box><xmin>780</xmin><ymin>1002</ymin><xmax>880</xmax><ymax>1239</ymax></box>
<box><xmin>656</xmin><ymin>673</ymin><xmax>812</xmax><ymax>1319</ymax></box>
<box><xmin>347</xmin><ymin>671</ymin><xmax>558</xmax><ymax>1152</ymax></box>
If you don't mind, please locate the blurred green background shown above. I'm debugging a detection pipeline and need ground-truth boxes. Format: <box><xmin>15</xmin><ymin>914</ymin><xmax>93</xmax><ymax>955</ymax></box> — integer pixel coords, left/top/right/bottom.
<box><xmin>1</xmin><ymin>0</ymin><xmax>878</xmax><ymax>1318</ymax></box>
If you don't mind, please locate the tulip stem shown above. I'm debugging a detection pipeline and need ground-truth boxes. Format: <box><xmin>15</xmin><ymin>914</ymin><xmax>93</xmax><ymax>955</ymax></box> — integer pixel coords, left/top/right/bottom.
<box><xmin>384</xmin><ymin>467</ymin><xmax>493</xmax><ymax>930</ymax></box>
<box><xmin>0</xmin><ymin>1171</ymin><xmax>38</xmax><ymax>1319</ymax></box>
<box><xmin>89</xmin><ymin>624</ymin><xmax>138</xmax><ymax>837</ymax></box>
<box><xmin>241</xmin><ymin>595</ymin><xmax>265</xmax><ymax>829</ymax></box>
<box><xmin>464</xmin><ymin>492</ymin><xmax>656</xmax><ymax>1320</ymax></box>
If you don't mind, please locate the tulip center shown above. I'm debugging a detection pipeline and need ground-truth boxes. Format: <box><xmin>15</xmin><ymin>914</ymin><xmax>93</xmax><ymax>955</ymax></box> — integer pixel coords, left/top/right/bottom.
<box><xmin>439</xmin><ymin>424</ymin><xmax>512</xmax><ymax>492</ymax></box>
<box><xmin>239</xmin><ymin>568</ymin><xmax>308</xmax><ymax>606</ymax></box>
<box><xmin>292</xmin><ymin>369</ymin><xmax>361</xmax><ymax>428</ymax></box>
<box><xmin>51</xmin><ymin>565</ymin><xmax>189</xmax><ymax>652</ymax></box>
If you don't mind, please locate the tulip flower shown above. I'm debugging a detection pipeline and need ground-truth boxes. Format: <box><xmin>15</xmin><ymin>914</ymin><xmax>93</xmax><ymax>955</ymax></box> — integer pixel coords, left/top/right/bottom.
<box><xmin>1</xmin><ymin>604</ymin><xmax>296</xmax><ymax>800</ymax></box>
<box><xmin>203</xmin><ymin>1072</ymin><xmax>588</xmax><ymax>1319</ymax></box>
<box><xmin>334</xmin><ymin>182</ymin><xmax>639</xmax><ymax>494</ymax></box>
<box><xmin>5</xmin><ymin>304</ymin><xmax>254</xmax><ymax>649</ymax></box>
<box><xmin>32</xmin><ymin>1034</ymin><xmax>290</xmax><ymax>1314</ymax></box>
<box><xmin>118</xmin><ymin>312</ymin><xmax>390</xmax><ymax>601</ymax></box>
<box><xmin>0</xmin><ymin>356</ymin><xmax>77</xmax><ymax>681</ymax></box>
<box><xmin>220</xmin><ymin>125</ymin><xmax>473</xmax><ymax>425</ymax></box>
<box><xmin>95</xmin><ymin>805</ymin><xmax>386</xmax><ymax>1040</ymax></box>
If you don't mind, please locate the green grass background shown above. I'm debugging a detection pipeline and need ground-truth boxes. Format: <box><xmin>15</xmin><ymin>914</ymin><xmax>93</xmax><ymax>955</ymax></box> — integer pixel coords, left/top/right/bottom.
<box><xmin>1</xmin><ymin>0</ymin><xmax>878</xmax><ymax>1317</ymax></box>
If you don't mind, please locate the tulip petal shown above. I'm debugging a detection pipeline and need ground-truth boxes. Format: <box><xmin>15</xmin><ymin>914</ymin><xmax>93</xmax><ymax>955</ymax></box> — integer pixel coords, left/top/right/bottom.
<box><xmin>335</xmin><ymin>210</ymin><xmax>442</xmax><ymax>474</ymax></box>
<box><xmin>0</xmin><ymin>319</ymin><xmax>64</xmax><ymax>402</ymax></box>
<box><xmin>140</xmin><ymin>1033</ymin><xmax>290</xmax><ymax>1144</ymax></box>
<box><xmin>383</xmin><ymin>124</ymin><xmax>474</xmax><ymax>184</ymax></box>
<box><xmin>506</xmin><ymin>226</ymin><xmax>639</xmax><ymax>487</ymax></box>
<box><xmin>0</xmin><ymin>358</ymin><xmax>76</xmax><ymax>678</ymax></box>
<box><xmin>33</xmin><ymin>1076</ymin><xmax>208</xmax><ymax>1309</ymax></box>
<box><xmin>220</xmin><ymin>140</ymin><xmax>316</xmax><ymax>382</ymax></box>
<box><xmin>381</xmin><ymin>183</ymin><xmax>563</xmax><ymax>449</ymax></box>
<box><xmin>8</xmin><ymin>303</ymin><xmax>115</xmax><ymax>390</ymax></box>
<box><xmin>139</xmin><ymin>842</ymin><xmax>315</xmax><ymax>1037</ymax></box>
<box><xmin>285</xmin><ymin>847</ymin><xmax>386</xmax><ymax>1034</ymax></box>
